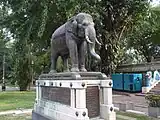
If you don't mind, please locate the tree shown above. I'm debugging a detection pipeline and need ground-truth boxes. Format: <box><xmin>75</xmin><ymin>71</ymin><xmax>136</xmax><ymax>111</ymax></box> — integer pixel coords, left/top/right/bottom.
<box><xmin>74</xmin><ymin>0</ymin><xmax>150</xmax><ymax>74</ymax></box>
<box><xmin>0</xmin><ymin>0</ymin><xmax>151</xmax><ymax>90</ymax></box>
<box><xmin>51</xmin><ymin>0</ymin><xmax>150</xmax><ymax>74</ymax></box>
<box><xmin>0</xmin><ymin>30</ymin><xmax>13</xmax><ymax>84</ymax></box>
<box><xmin>121</xmin><ymin>49</ymin><xmax>146</xmax><ymax>64</ymax></box>
<box><xmin>0</xmin><ymin>0</ymin><xmax>78</xmax><ymax>90</ymax></box>
<box><xmin>127</xmin><ymin>5</ymin><xmax>160</xmax><ymax>63</ymax></box>
<box><xmin>150</xmin><ymin>6</ymin><xmax>160</xmax><ymax>44</ymax></box>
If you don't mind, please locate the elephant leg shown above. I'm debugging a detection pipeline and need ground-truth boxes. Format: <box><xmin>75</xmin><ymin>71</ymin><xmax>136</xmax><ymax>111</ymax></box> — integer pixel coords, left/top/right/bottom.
<box><xmin>50</xmin><ymin>52</ymin><xmax>58</xmax><ymax>73</ymax></box>
<box><xmin>78</xmin><ymin>41</ymin><xmax>87</xmax><ymax>72</ymax></box>
<box><xmin>62</xmin><ymin>56</ymin><xmax>69</xmax><ymax>72</ymax></box>
<box><xmin>68</xmin><ymin>39</ymin><xmax>79</xmax><ymax>72</ymax></box>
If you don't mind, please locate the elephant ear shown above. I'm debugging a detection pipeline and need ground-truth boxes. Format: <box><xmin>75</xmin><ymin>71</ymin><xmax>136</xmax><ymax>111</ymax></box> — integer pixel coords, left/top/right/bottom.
<box><xmin>66</xmin><ymin>16</ymin><xmax>77</xmax><ymax>35</ymax></box>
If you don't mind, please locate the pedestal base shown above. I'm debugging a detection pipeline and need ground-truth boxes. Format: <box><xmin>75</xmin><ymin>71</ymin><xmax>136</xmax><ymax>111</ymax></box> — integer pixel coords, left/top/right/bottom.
<box><xmin>100</xmin><ymin>104</ymin><xmax>116</xmax><ymax>120</ymax></box>
<box><xmin>32</xmin><ymin>72</ymin><xmax>116</xmax><ymax>120</ymax></box>
<box><xmin>32</xmin><ymin>111</ymin><xmax>54</xmax><ymax>120</ymax></box>
<box><xmin>34</xmin><ymin>99</ymin><xmax>89</xmax><ymax>120</ymax></box>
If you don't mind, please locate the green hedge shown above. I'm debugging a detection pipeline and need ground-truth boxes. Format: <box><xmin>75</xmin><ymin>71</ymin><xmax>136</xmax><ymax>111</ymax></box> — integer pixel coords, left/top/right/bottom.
<box><xmin>145</xmin><ymin>94</ymin><xmax>160</xmax><ymax>107</ymax></box>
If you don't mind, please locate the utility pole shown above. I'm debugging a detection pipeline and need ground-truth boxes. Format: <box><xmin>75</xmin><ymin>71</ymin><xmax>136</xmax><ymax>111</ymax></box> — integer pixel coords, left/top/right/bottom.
<box><xmin>2</xmin><ymin>54</ymin><xmax>6</xmax><ymax>91</ymax></box>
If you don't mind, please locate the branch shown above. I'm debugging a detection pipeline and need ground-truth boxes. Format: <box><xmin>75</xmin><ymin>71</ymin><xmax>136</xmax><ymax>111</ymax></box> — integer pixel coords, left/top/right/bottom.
<box><xmin>118</xmin><ymin>24</ymin><xmax>126</xmax><ymax>41</ymax></box>
<box><xmin>114</xmin><ymin>30</ymin><xmax>118</xmax><ymax>39</ymax></box>
<box><xmin>117</xmin><ymin>15</ymin><xmax>132</xmax><ymax>41</ymax></box>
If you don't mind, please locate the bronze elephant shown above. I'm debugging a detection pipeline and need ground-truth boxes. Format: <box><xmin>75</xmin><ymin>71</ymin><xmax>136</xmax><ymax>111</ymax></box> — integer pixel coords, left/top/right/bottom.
<box><xmin>50</xmin><ymin>13</ymin><xmax>101</xmax><ymax>73</ymax></box>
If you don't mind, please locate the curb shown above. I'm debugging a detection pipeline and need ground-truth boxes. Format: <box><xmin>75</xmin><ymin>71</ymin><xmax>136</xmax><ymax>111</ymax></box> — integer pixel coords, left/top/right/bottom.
<box><xmin>114</xmin><ymin>107</ymin><xmax>147</xmax><ymax>116</ymax></box>
<box><xmin>135</xmin><ymin>93</ymin><xmax>146</xmax><ymax>97</ymax></box>
<box><xmin>0</xmin><ymin>109</ymin><xmax>32</xmax><ymax>116</ymax></box>
<box><xmin>113</xmin><ymin>91</ymin><xmax>131</xmax><ymax>96</ymax></box>
<box><xmin>126</xmin><ymin>110</ymin><xmax>147</xmax><ymax>115</ymax></box>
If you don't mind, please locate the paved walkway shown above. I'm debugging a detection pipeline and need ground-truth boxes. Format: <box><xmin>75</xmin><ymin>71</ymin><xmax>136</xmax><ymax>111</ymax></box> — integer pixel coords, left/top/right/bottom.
<box><xmin>0</xmin><ymin>86</ymin><xmax>36</xmax><ymax>92</ymax></box>
<box><xmin>113</xmin><ymin>93</ymin><xmax>148</xmax><ymax>114</ymax></box>
<box><xmin>0</xmin><ymin>86</ymin><xmax>19</xmax><ymax>91</ymax></box>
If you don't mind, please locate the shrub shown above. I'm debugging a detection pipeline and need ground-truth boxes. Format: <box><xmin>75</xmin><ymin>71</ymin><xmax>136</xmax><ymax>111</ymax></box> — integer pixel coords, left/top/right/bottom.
<box><xmin>145</xmin><ymin>94</ymin><xmax>160</xmax><ymax>107</ymax></box>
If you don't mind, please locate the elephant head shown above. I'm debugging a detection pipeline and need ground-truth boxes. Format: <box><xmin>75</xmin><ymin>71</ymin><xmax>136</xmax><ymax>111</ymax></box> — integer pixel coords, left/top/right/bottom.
<box><xmin>67</xmin><ymin>13</ymin><xmax>101</xmax><ymax>61</ymax></box>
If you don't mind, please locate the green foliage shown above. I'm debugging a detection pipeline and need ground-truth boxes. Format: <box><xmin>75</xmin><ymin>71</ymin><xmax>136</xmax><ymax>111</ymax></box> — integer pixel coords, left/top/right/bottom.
<box><xmin>10</xmin><ymin>39</ymin><xmax>33</xmax><ymax>90</ymax></box>
<box><xmin>33</xmin><ymin>50</ymin><xmax>50</xmax><ymax>74</ymax></box>
<box><xmin>0</xmin><ymin>29</ymin><xmax>13</xmax><ymax>84</ymax></box>
<box><xmin>117</xmin><ymin>111</ymin><xmax>159</xmax><ymax>120</ymax></box>
<box><xmin>145</xmin><ymin>94</ymin><xmax>160</xmax><ymax>107</ymax></box>
<box><xmin>93</xmin><ymin>0</ymin><xmax>149</xmax><ymax>74</ymax></box>
<box><xmin>127</xmin><ymin>5</ymin><xmax>160</xmax><ymax>62</ymax></box>
<box><xmin>0</xmin><ymin>0</ymin><xmax>153</xmax><ymax>88</ymax></box>
<box><xmin>53</xmin><ymin>0</ymin><xmax>150</xmax><ymax>74</ymax></box>
<box><xmin>122</xmin><ymin>49</ymin><xmax>146</xmax><ymax>64</ymax></box>
<box><xmin>150</xmin><ymin>6</ymin><xmax>160</xmax><ymax>44</ymax></box>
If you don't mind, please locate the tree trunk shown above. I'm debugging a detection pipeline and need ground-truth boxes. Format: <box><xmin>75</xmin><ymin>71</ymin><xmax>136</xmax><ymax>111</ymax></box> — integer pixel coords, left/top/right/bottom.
<box><xmin>100</xmin><ymin>44</ymin><xmax>112</xmax><ymax>76</ymax></box>
<box><xmin>19</xmin><ymin>85</ymin><xmax>28</xmax><ymax>91</ymax></box>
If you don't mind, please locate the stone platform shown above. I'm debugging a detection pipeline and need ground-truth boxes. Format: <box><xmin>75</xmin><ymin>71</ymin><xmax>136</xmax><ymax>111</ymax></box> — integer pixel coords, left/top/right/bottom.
<box><xmin>32</xmin><ymin>72</ymin><xmax>116</xmax><ymax>120</ymax></box>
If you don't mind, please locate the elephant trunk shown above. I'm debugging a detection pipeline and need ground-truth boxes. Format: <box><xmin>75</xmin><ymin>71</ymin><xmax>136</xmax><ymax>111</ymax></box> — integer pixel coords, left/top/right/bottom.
<box><xmin>88</xmin><ymin>43</ymin><xmax>101</xmax><ymax>60</ymax></box>
<box><xmin>85</xmin><ymin>25</ymin><xmax>101</xmax><ymax>61</ymax></box>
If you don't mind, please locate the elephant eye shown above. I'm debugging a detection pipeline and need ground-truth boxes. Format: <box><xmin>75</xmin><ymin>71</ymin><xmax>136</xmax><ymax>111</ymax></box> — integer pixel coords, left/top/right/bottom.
<box><xmin>82</xmin><ymin>22</ymin><xmax>88</xmax><ymax>26</ymax></box>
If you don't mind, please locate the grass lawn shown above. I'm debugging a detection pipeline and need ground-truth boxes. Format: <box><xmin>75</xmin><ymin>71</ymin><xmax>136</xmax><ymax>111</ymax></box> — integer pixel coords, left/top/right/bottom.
<box><xmin>0</xmin><ymin>113</ymin><xmax>31</xmax><ymax>120</ymax></box>
<box><xmin>0</xmin><ymin>91</ymin><xmax>35</xmax><ymax>112</ymax></box>
<box><xmin>0</xmin><ymin>112</ymin><xmax>159</xmax><ymax>120</ymax></box>
<box><xmin>117</xmin><ymin>111</ymin><xmax>159</xmax><ymax>120</ymax></box>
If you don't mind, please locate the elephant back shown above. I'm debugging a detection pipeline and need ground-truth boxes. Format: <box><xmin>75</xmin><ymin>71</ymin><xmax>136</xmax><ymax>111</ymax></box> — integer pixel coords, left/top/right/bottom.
<box><xmin>52</xmin><ymin>24</ymin><xmax>66</xmax><ymax>39</ymax></box>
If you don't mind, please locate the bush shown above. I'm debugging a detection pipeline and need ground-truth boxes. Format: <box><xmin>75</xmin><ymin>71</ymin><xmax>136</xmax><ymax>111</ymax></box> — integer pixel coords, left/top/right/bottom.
<box><xmin>145</xmin><ymin>94</ymin><xmax>160</xmax><ymax>107</ymax></box>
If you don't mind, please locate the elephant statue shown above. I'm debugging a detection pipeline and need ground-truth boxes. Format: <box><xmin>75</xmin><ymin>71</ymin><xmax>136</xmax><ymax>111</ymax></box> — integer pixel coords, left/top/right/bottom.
<box><xmin>50</xmin><ymin>13</ymin><xmax>101</xmax><ymax>73</ymax></box>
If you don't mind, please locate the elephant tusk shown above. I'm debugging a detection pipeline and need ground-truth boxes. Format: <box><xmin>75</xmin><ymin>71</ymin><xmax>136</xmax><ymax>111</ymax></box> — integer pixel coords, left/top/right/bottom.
<box><xmin>95</xmin><ymin>38</ymin><xmax>101</xmax><ymax>46</ymax></box>
<box><xmin>86</xmin><ymin>36</ymin><xmax>93</xmax><ymax>44</ymax></box>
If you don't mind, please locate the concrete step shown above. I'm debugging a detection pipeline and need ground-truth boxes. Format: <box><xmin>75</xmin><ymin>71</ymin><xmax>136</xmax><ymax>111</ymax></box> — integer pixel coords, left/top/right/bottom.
<box><xmin>151</xmin><ymin>90</ymin><xmax>160</xmax><ymax>93</ymax></box>
<box><xmin>152</xmin><ymin>85</ymin><xmax>160</xmax><ymax>88</ymax></box>
<box><xmin>152</xmin><ymin>87</ymin><xmax>160</xmax><ymax>89</ymax></box>
<box><xmin>155</xmin><ymin>84</ymin><xmax>160</xmax><ymax>86</ymax></box>
<box><xmin>149</xmin><ymin>91</ymin><xmax>160</xmax><ymax>94</ymax></box>
<box><xmin>149</xmin><ymin>82</ymin><xmax>160</xmax><ymax>94</ymax></box>
<box><xmin>153</xmin><ymin>88</ymin><xmax>160</xmax><ymax>90</ymax></box>
<box><xmin>151</xmin><ymin>87</ymin><xmax>160</xmax><ymax>89</ymax></box>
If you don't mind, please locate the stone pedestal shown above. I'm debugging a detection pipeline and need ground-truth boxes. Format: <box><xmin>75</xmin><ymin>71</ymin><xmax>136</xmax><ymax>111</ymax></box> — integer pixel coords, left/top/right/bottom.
<box><xmin>32</xmin><ymin>72</ymin><xmax>116</xmax><ymax>120</ymax></box>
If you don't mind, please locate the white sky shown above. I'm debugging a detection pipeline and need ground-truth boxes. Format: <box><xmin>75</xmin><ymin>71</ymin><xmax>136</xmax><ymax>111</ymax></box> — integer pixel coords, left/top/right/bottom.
<box><xmin>151</xmin><ymin>0</ymin><xmax>160</xmax><ymax>6</ymax></box>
